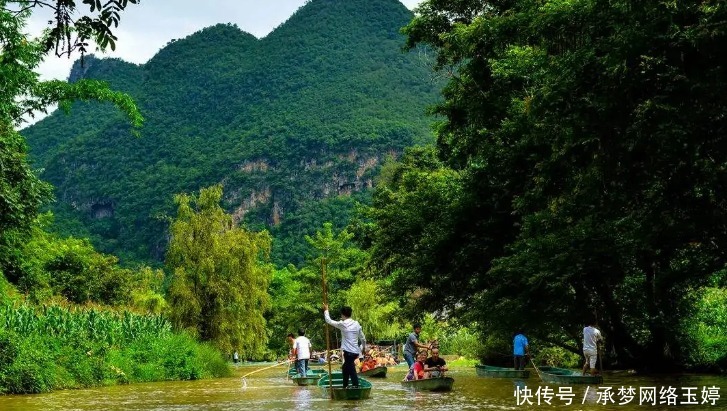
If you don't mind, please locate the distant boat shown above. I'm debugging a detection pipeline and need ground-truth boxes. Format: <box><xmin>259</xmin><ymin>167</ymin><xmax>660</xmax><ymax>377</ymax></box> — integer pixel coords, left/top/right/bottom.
<box><xmin>475</xmin><ymin>364</ymin><xmax>530</xmax><ymax>378</ymax></box>
<box><xmin>400</xmin><ymin>376</ymin><xmax>454</xmax><ymax>392</ymax></box>
<box><xmin>318</xmin><ymin>372</ymin><xmax>372</xmax><ymax>400</ymax></box>
<box><xmin>358</xmin><ymin>365</ymin><xmax>387</xmax><ymax>378</ymax></box>
<box><xmin>536</xmin><ymin>366</ymin><xmax>603</xmax><ymax>384</ymax></box>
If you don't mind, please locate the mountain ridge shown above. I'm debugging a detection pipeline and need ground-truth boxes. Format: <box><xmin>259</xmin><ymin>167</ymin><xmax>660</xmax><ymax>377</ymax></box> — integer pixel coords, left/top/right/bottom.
<box><xmin>23</xmin><ymin>0</ymin><xmax>441</xmax><ymax>265</ymax></box>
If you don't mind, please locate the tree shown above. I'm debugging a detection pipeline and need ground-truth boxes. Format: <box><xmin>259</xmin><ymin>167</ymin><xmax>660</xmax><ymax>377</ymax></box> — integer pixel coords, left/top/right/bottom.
<box><xmin>371</xmin><ymin>0</ymin><xmax>727</xmax><ymax>368</ymax></box>
<box><xmin>166</xmin><ymin>185</ymin><xmax>272</xmax><ymax>357</ymax></box>
<box><xmin>344</xmin><ymin>279</ymin><xmax>402</xmax><ymax>342</ymax></box>
<box><xmin>1</xmin><ymin>0</ymin><xmax>142</xmax><ymax>281</ymax></box>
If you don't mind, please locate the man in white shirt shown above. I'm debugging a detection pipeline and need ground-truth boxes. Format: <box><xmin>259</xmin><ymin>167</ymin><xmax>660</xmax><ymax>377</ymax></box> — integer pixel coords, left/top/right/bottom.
<box><xmin>294</xmin><ymin>328</ymin><xmax>312</xmax><ymax>376</ymax></box>
<box><xmin>582</xmin><ymin>319</ymin><xmax>603</xmax><ymax>376</ymax></box>
<box><xmin>323</xmin><ymin>304</ymin><xmax>366</xmax><ymax>388</ymax></box>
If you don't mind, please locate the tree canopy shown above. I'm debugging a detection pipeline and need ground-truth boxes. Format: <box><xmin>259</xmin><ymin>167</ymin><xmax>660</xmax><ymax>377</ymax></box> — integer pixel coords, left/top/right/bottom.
<box><xmin>369</xmin><ymin>0</ymin><xmax>727</xmax><ymax>369</ymax></box>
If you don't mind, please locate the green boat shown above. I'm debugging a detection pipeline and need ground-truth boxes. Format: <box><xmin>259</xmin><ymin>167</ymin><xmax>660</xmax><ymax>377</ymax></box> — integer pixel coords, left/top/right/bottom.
<box><xmin>475</xmin><ymin>364</ymin><xmax>530</xmax><ymax>378</ymax></box>
<box><xmin>292</xmin><ymin>375</ymin><xmax>322</xmax><ymax>386</ymax></box>
<box><xmin>401</xmin><ymin>376</ymin><xmax>454</xmax><ymax>392</ymax></box>
<box><xmin>318</xmin><ymin>372</ymin><xmax>372</xmax><ymax>400</ymax></box>
<box><xmin>536</xmin><ymin>366</ymin><xmax>603</xmax><ymax>384</ymax></box>
<box><xmin>358</xmin><ymin>365</ymin><xmax>387</xmax><ymax>378</ymax></box>
<box><xmin>289</xmin><ymin>367</ymin><xmax>327</xmax><ymax>385</ymax></box>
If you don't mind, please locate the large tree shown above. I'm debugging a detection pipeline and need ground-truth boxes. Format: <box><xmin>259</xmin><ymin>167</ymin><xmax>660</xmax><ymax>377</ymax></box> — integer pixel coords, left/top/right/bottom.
<box><xmin>371</xmin><ymin>0</ymin><xmax>727</xmax><ymax>368</ymax></box>
<box><xmin>166</xmin><ymin>185</ymin><xmax>272</xmax><ymax>357</ymax></box>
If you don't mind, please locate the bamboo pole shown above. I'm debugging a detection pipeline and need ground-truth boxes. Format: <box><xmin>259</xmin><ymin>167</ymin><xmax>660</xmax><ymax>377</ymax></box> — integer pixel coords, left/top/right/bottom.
<box><xmin>595</xmin><ymin>310</ymin><xmax>604</xmax><ymax>375</ymax></box>
<box><xmin>322</xmin><ymin>257</ymin><xmax>333</xmax><ymax>398</ymax></box>
<box><xmin>241</xmin><ymin>359</ymin><xmax>292</xmax><ymax>388</ymax></box>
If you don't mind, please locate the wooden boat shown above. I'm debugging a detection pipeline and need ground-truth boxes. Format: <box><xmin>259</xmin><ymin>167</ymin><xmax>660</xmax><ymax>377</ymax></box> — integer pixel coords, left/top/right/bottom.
<box><xmin>400</xmin><ymin>376</ymin><xmax>454</xmax><ymax>392</ymax></box>
<box><xmin>289</xmin><ymin>367</ymin><xmax>327</xmax><ymax>385</ymax></box>
<box><xmin>358</xmin><ymin>365</ymin><xmax>387</xmax><ymax>378</ymax></box>
<box><xmin>292</xmin><ymin>374</ymin><xmax>322</xmax><ymax>386</ymax></box>
<box><xmin>537</xmin><ymin>366</ymin><xmax>603</xmax><ymax>384</ymax></box>
<box><xmin>475</xmin><ymin>364</ymin><xmax>530</xmax><ymax>378</ymax></box>
<box><xmin>318</xmin><ymin>372</ymin><xmax>372</xmax><ymax>400</ymax></box>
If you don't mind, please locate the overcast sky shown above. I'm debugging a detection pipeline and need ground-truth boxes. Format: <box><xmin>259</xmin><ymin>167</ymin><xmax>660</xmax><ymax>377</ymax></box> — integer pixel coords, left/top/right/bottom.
<box><xmin>30</xmin><ymin>0</ymin><xmax>424</xmax><ymax>82</ymax></box>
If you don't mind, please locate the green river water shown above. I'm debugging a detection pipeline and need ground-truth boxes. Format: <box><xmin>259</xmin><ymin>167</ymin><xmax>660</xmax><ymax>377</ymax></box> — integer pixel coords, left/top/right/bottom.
<box><xmin>0</xmin><ymin>364</ymin><xmax>724</xmax><ymax>410</ymax></box>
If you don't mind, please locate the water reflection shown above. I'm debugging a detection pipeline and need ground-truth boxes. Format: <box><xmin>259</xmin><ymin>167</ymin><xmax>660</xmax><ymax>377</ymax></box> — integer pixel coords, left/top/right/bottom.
<box><xmin>292</xmin><ymin>386</ymin><xmax>313</xmax><ymax>410</ymax></box>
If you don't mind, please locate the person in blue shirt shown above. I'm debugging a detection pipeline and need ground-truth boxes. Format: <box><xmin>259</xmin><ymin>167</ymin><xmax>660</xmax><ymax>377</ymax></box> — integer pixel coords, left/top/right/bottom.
<box><xmin>513</xmin><ymin>329</ymin><xmax>530</xmax><ymax>370</ymax></box>
<box><xmin>403</xmin><ymin>324</ymin><xmax>432</xmax><ymax>368</ymax></box>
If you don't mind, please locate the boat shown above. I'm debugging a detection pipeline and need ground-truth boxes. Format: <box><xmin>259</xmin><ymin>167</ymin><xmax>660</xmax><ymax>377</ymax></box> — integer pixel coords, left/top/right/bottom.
<box><xmin>400</xmin><ymin>376</ymin><xmax>454</xmax><ymax>392</ymax></box>
<box><xmin>358</xmin><ymin>365</ymin><xmax>387</xmax><ymax>378</ymax></box>
<box><xmin>536</xmin><ymin>366</ymin><xmax>603</xmax><ymax>384</ymax></box>
<box><xmin>475</xmin><ymin>364</ymin><xmax>530</xmax><ymax>378</ymax></box>
<box><xmin>290</xmin><ymin>368</ymin><xmax>327</xmax><ymax>385</ymax></box>
<box><xmin>292</xmin><ymin>374</ymin><xmax>322</xmax><ymax>386</ymax></box>
<box><xmin>318</xmin><ymin>372</ymin><xmax>372</xmax><ymax>400</ymax></box>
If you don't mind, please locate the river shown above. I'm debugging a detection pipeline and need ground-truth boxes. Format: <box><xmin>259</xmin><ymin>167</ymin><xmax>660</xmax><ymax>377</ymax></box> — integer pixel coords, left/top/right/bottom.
<box><xmin>0</xmin><ymin>364</ymin><xmax>724</xmax><ymax>410</ymax></box>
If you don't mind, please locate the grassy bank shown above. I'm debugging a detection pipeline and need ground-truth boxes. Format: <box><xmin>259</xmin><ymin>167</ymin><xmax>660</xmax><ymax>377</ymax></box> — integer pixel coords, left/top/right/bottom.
<box><xmin>0</xmin><ymin>303</ymin><xmax>230</xmax><ymax>394</ymax></box>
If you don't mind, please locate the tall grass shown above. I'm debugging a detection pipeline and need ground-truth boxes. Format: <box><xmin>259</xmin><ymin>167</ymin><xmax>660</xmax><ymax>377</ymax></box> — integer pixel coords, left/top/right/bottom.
<box><xmin>0</xmin><ymin>303</ymin><xmax>229</xmax><ymax>394</ymax></box>
<box><xmin>0</xmin><ymin>304</ymin><xmax>171</xmax><ymax>344</ymax></box>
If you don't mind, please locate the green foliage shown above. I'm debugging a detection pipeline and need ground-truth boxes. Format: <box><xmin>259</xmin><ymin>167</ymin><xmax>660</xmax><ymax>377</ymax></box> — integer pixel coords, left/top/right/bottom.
<box><xmin>270</xmin><ymin>193</ymin><xmax>370</xmax><ymax>267</ymax></box>
<box><xmin>21</xmin><ymin>0</ymin><xmax>441</xmax><ymax>266</ymax></box>
<box><xmin>371</xmin><ymin>0</ymin><xmax>727</xmax><ymax>370</ymax></box>
<box><xmin>166</xmin><ymin>185</ymin><xmax>272</xmax><ymax>357</ymax></box>
<box><xmin>0</xmin><ymin>303</ymin><xmax>229</xmax><ymax>394</ymax></box>
<box><xmin>535</xmin><ymin>346</ymin><xmax>582</xmax><ymax>369</ymax></box>
<box><xmin>0</xmin><ymin>304</ymin><xmax>229</xmax><ymax>393</ymax></box>
<box><xmin>438</xmin><ymin>326</ymin><xmax>482</xmax><ymax>359</ymax></box>
<box><xmin>1</xmin><ymin>215</ymin><xmax>164</xmax><ymax>308</ymax></box>
<box><xmin>265</xmin><ymin>222</ymin><xmax>405</xmax><ymax>355</ymax></box>
<box><xmin>682</xmin><ymin>287</ymin><xmax>727</xmax><ymax>372</ymax></box>
<box><xmin>1</xmin><ymin>0</ymin><xmax>141</xmax><ymax>286</ymax></box>
<box><xmin>368</xmin><ymin>146</ymin><xmax>469</xmax><ymax>312</ymax></box>
<box><xmin>344</xmin><ymin>279</ymin><xmax>403</xmax><ymax>342</ymax></box>
<box><xmin>0</xmin><ymin>304</ymin><xmax>172</xmax><ymax>345</ymax></box>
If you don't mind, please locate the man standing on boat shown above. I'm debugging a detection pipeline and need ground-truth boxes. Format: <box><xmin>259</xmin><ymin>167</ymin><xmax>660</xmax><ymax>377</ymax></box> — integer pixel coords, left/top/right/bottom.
<box><xmin>404</xmin><ymin>324</ymin><xmax>432</xmax><ymax>368</ymax></box>
<box><xmin>582</xmin><ymin>319</ymin><xmax>602</xmax><ymax>376</ymax></box>
<box><xmin>324</xmin><ymin>304</ymin><xmax>366</xmax><ymax>388</ymax></box>
<box><xmin>293</xmin><ymin>328</ymin><xmax>312</xmax><ymax>376</ymax></box>
<box><xmin>513</xmin><ymin>329</ymin><xmax>530</xmax><ymax>370</ymax></box>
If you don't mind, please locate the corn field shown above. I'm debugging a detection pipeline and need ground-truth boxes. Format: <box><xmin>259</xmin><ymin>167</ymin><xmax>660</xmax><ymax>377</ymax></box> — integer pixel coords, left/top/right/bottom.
<box><xmin>0</xmin><ymin>303</ymin><xmax>172</xmax><ymax>345</ymax></box>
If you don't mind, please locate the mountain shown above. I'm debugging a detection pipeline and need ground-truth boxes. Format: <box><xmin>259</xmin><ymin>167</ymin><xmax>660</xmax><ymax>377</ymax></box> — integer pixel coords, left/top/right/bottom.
<box><xmin>22</xmin><ymin>0</ymin><xmax>441</xmax><ymax>265</ymax></box>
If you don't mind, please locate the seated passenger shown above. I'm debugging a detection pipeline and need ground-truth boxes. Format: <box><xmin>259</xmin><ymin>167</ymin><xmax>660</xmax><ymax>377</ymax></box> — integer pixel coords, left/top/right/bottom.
<box><xmin>423</xmin><ymin>348</ymin><xmax>448</xmax><ymax>378</ymax></box>
<box><xmin>403</xmin><ymin>351</ymin><xmax>427</xmax><ymax>381</ymax></box>
<box><xmin>360</xmin><ymin>356</ymin><xmax>378</xmax><ymax>372</ymax></box>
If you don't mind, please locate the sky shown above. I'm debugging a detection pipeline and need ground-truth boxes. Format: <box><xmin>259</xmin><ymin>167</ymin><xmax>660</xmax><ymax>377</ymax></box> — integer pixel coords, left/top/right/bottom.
<box><xmin>29</xmin><ymin>0</ymin><xmax>424</xmax><ymax>82</ymax></box>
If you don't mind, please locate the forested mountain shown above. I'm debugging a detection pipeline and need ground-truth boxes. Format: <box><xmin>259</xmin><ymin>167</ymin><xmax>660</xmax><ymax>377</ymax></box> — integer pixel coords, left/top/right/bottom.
<box><xmin>23</xmin><ymin>0</ymin><xmax>441</xmax><ymax>265</ymax></box>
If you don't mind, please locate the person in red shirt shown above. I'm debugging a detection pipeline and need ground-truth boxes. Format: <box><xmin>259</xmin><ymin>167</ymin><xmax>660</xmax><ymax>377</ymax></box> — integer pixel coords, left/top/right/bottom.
<box><xmin>404</xmin><ymin>351</ymin><xmax>427</xmax><ymax>380</ymax></box>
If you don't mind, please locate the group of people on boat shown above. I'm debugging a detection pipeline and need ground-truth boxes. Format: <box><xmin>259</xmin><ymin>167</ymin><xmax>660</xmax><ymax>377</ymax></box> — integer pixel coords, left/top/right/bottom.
<box><xmin>402</xmin><ymin>323</ymin><xmax>448</xmax><ymax>381</ymax></box>
<box><xmin>355</xmin><ymin>345</ymin><xmax>398</xmax><ymax>371</ymax></box>
<box><xmin>287</xmin><ymin>305</ymin><xmax>450</xmax><ymax>387</ymax></box>
<box><xmin>512</xmin><ymin>317</ymin><xmax>603</xmax><ymax>376</ymax></box>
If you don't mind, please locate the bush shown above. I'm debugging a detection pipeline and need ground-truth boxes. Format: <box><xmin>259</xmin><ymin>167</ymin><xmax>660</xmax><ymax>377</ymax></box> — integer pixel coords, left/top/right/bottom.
<box><xmin>439</xmin><ymin>327</ymin><xmax>483</xmax><ymax>359</ymax></box>
<box><xmin>681</xmin><ymin>287</ymin><xmax>727</xmax><ymax>372</ymax></box>
<box><xmin>534</xmin><ymin>346</ymin><xmax>582</xmax><ymax>368</ymax></box>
